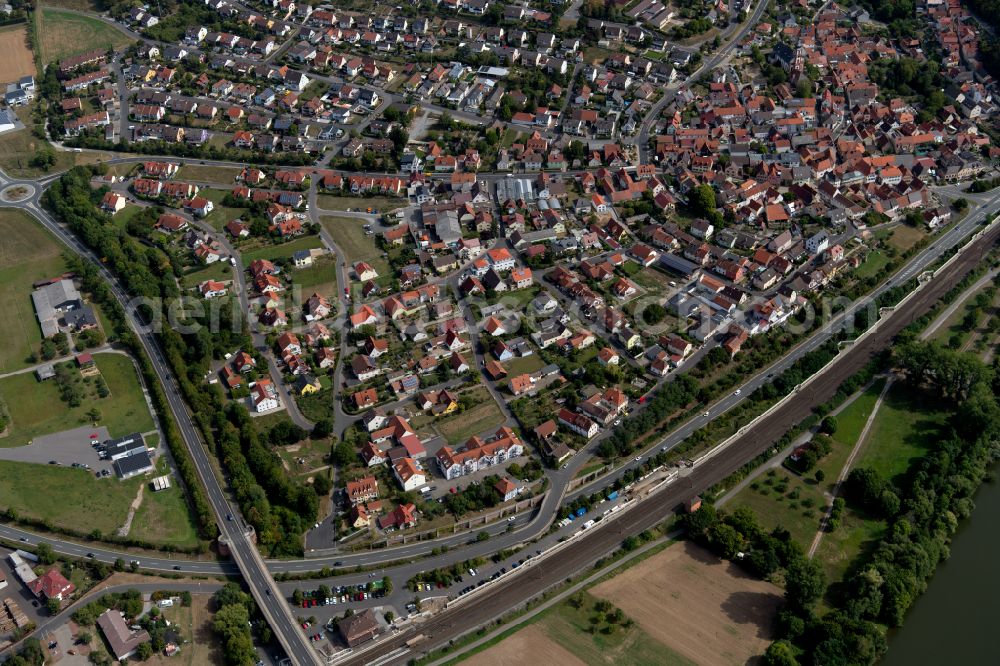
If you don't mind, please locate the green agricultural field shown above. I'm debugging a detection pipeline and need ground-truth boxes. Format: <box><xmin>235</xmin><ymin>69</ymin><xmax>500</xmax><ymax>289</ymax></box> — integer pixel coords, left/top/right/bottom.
<box><xmin>885</xmin><ymin>225</ymin><xmax>926</xmax><ymax>253</ymax></box>
<box><xmin>316</xmin><ymin>195</ymin><xmax>405</xmax><ymax>214</ymax></box>
<box><xmin>435</xmin><ymin>387</ymin><xmax>505</xmax><ymax>445</ymax></box>
<box><xmin>198</xmin><ymin>188</ymin><xmax>247</xmax><ymax>230</ymax></box>
<box><xmin>504</xmin><ymin>354</ymin><xmax>545</xmax><ymax>377</ymax></box>
<box><xmin>855</xmin><ymin>383</ymin><xmax>947</xmax><ymax>482</ymax></box>
<box><xmin>854</xmin><ymin>250</ymin><xmax>891</xmax><ymax>280</ymax></box>
<box><xmin>929</xmin><ymin>277</ymin><xmax>998</xmax><ymax>347</ymax></box>
<box><xmin>729</xmin><ymin>473</ymin><xmax>822</xmax><ymax>548</ymax></box>
<box><xmin>274</xmin><ymin>436</ymin><xmax>331</xmax><ymax>479</ymax></box>
<box><xmin>181</xmin><ymin>261</ymin><xmax>233</xmax><ymax>288</ymax></box>
<box><xmin>633</xmin><ymin>266</ymin><xmax>675</xmax><ymax>291</ymax></box>
<box><xmin>487</xmin><ymin>286</ymin><xmax>540</xmax><ymax>309</ymax></box>
<box><xmin>0</xmin><ymin>352</ymin><xmax>154</xmax><ymax>447</ymax></box>
<box><xmin>320</xmin><ymin>216</ymin><xmax>390</xmax><ymax>276</ymax></box>
<box><xmin>457</xmin><ymin>589</ymin><xmax>692</xmax><ymax>666</ymax></box>
<box><xmin>38</xmin><ymin>0</ymin><xmax>102</xmax><ymax>10</ymax></box>
<box><xmin>204</xmin><ymin>206</ymin><xmax>247</xmax><ymax>231</ymax></box>
<box><xmin>812</xmin><ymin>508</ymin><xmax>887</xmax><ymax>584</ymax></box>
<box><xmin>0</xmin><ymin>459</ymin><xmax>144</xmax><ymax>536</ymax></box>
<box><xmin>0</xmin><ymin>456</ymin><xmax>198</xmax><ymax>545</ymax></box>
<box><xmin>111</xmin><ymin>205</ymin><xmax>145</xmax><ymax>229</ymax></box>
<box><xmin>296</xmin><ymin>390</ymin><xmax>334</xmax><ymax>423</ymax></box>
<box><xmin>0</xmin><ymin>127</ymin><xmax>74</xmax><ymax>179</ymax></box>
<box><xmin>241</xmin><ymin>236</ymin><xmax>324</xmax><ymax>265</ymax></box>
<box><xmin>291</xmin><ymin>254</ymin><xmax>338</xmax><ymax>293</ymax></box>
<box><xmin>0</xmin><ymin>210</ymin><xmax>68</xmax><ymax>373</ymax></box>
<box><xmin>175</xmin><ymin>165</ymin><xmax>242</xmax><ymax>183</ymax></box>
<box><xmin>730</xmin><ymin>380</ymin><xmax>947</xmax><ymax>582</ymax></box>
<box><xmin>128</xmin><ymin>460</ymin><xmax>201</xmax><ymax>549</ymax></box>
<box><xmin>539</xmin><ymin>593</ymin><xmax>691</xmax><ymax>666</ymax></box>
<box><xmin>36</xmin><ymin>8</ymin><xmax>134</xmax><ymax>64</ymax></box>
<box><xmin>729</xmin><ymin>381</ymin><xmax>886</xmax><ymax>577</ymax></box>
<box><xmin>251</xmin><ymin>411</ymin><xmax>297</xmax><ymax>440</ymax></box>
<box><xmin>829</xmin><ymin>379</ymin><xmax>885</xmax><ymax>446</ymax></box>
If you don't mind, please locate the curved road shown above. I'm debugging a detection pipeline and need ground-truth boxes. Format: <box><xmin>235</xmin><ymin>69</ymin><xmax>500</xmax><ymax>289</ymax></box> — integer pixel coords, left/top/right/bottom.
<box><xmin>340</xmin><ymin>198</ymin><xmax>1000</xmax><ymax>666</ymax></box>
<box><xmin>0</xmin><ymin>168</ymin><xmax>322</xmax><ymax>666</ymax></box>
<box><xmin>2</xmin><ymin>185</ymin><xmax>996</xmax><ymax>579</ymax></box>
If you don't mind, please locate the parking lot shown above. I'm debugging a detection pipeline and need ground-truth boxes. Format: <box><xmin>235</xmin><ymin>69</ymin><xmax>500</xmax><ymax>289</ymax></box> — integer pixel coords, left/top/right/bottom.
<box><xmin>0</xmin><ymin>425</ymin><xmax>114</xmax><ymax>476</ymax></box>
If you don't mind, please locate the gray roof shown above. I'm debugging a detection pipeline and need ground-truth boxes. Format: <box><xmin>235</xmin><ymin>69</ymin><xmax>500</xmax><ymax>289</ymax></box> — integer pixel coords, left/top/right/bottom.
<box><xmin>434</xmin><ymin>210</ymin><xmax>461</xmax><ymax>245</ymax></box>
<box><xmin>104</xmin><ymin>432</ymin><xmax>146</xmax><ymax>461</ymax></box>
<box><xmin>113</xmin><ymin>449</ymin><xmax>154</xmax><ymax>478</ymax></box>
<box><xmin>658</xmin><ymin>252</ymin><xmax>700</xmax><ymax>277</ymax></box>
<box><xmin>97</xmin><ymin>609</ymin><xmax>150</xmax><ymax>659</ymax></box>
<box><xmin>495</xmin><ymin>178</ymin><xmax>536</xmax><ymax>202</ymax></box>
<box><xmin>32</xmin><ymin>280</ymin><xmax>82</xmax><ymax>338</ymax></box>
<box><xmin>65</xmin><ymin>305</ymin><xmax>97</xmax><ymax>329</ymax></box>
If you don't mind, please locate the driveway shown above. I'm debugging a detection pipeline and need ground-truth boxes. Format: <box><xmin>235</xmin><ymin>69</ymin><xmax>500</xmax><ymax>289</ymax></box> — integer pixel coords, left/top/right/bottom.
<box><xmin>0</xmin><ymin>548</ymin><xmax>46</xmax><ymax>642</ymax></box>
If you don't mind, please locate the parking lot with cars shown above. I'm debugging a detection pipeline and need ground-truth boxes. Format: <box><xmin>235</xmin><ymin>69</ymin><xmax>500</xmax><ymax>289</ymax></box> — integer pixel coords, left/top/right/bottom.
<box><xmin>286</xmin><ymin>480</ymin><xmax>664</xmax><ymax>629</ymax></box>
<box><xmin>0</xmin><ymin>425</ymin><xmax>114</xmax><ymax>477</ymax></box>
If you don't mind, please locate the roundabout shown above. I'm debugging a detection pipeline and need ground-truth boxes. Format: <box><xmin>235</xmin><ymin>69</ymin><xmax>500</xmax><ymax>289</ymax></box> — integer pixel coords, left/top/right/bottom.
<box><xmin>1</xmin><ymin>183</ymin><xmax>35</xmax><ymax>203</ymax></box>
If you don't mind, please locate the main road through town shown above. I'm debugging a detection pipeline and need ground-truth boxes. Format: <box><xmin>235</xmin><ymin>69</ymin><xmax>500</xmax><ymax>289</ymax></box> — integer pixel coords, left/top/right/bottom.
<box><xmin>339</xmin><ymin>196</ymin><xmax>1000</xmax><ymax>666</ymax></box>
<box><xmin>0</xmin><ymin>169</ymin><xmax>323</xmax><ymax>666</ymax></box>
<box><xmin>0</xmin><ymin>176</ymin><xmax>997</xmax><ymax>580</ymax></box>
<box><xmin>2</xmin><ymin>175</ymin><xmax>999</xmax><ymax>664</ymax></box>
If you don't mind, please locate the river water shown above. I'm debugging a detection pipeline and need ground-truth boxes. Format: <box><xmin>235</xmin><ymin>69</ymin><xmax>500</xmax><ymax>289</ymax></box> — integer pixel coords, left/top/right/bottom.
<box><xmin>881</xmin><ymin>473</ymin><xmax>1000</xmax><ymax>665</ymax></box>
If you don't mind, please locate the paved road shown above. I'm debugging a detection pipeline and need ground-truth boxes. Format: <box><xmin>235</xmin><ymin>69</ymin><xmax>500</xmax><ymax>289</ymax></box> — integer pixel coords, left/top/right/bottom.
<box><xmin>3</xmin><ymin>187</ymin><xmax>996</xmax><ymax>581</ymax></box>
<box><xmin>338</xmin><ymin>203</ymin><xmax>1000</xmax><ymax>666</ymax></box>
<box><xmin>0</xmin><ymin>168</ymin><xmax>322</xmax><ymax>666</ymax></box>
<box><xmin>637</xmin><ymin>0</ymin><xmax>770</xmax><ymax>163</ymax></box>
<box><xmin>110</xmin><ymin>55</ymin><xmax>129</xmax><ymax>141</ymax></box>
<box><xmin>0</xmin><ymin>580</ymin><xmax>225</xmax><ymax>661</ymax></box>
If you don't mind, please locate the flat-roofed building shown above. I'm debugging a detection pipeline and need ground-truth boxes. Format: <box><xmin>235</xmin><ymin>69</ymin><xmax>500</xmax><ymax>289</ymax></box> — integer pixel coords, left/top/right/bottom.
<box><xmin>114</xmin><ymin>450</ymin><xmax>154</xmax><ymax>480</ymax></box>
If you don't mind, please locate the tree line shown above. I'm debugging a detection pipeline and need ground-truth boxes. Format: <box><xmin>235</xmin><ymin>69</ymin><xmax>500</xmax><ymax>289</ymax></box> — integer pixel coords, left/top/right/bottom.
<box><xmin>758</xmin><ymin>340</ymin><xmax>1000</xmax><ymax>664</ymax></box>
<box><xmin>212</xmin><ymin>583</ymin><xmax>260</xmax><ymax>666</ymax></box>
<box><xmin>681</xmin><ymin>504</ymin><xmax>887</xmax><ymax>666</ymax></box>
<box><xmin>47</xmin><ymin>181</ymin><xmax>217</xmax><ymax>540</ymax></box>
<box><xmin>45</xmin><ymin>168</ymin><xmax>317</xmax><ymax>555</ymax></box>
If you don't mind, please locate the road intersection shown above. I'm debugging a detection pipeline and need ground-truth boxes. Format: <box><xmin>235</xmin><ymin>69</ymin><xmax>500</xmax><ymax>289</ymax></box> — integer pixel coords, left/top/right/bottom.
<box><xmin>3</xmin><ymin>0</ymin><xmax>1000</xmax><ymax>653</ymax></box>
<box><xmin>2</xmin><ymin>160</ymin><xmax>999</xmax><ymax>664</ymax></box>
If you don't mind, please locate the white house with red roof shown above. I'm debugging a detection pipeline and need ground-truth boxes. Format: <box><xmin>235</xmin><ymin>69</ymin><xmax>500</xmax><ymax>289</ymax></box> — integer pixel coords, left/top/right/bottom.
<box><xmin>101</xmin><ymin>192</ymin><xmax>126</xmax><ymax>214</ymax></box>
<box><xmin>251</xmin><ymin>379</ymin><xmax>279</xmax><ymax>412</ymax></box>
<box><xmin>28</xmin><ymin>569</ymin><xmax>76</xmax><ymax>601</ymax></box>
<box><xmin>199</xmin><ymin>280</ymin><xmax>228</xmax><ymax>298</ymax></box>
<box><xmin>392</xmin><ymin>457</ymin><xmax>426</xmax><ymax>491</ymax></box>
<box><xmin>486</xmin><ymin>247</ymin><xmax>515</xmax><ymax>272</ymax></box>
